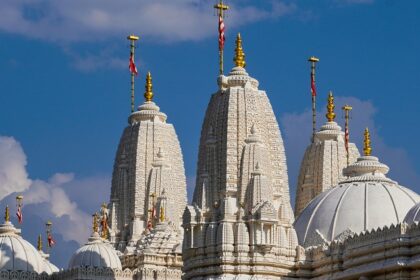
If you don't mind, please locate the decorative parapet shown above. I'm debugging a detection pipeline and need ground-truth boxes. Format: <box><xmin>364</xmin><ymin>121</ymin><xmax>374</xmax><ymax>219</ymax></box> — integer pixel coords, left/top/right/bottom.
<box><xmin>299</xmin><ymin>222</ymin><xmax>420</xmax><ymax>279</ymax></box>
<box><xmin>51</xmin><ymin>267</ymin><xmax>133</xmax><ymax>280</ymax></box>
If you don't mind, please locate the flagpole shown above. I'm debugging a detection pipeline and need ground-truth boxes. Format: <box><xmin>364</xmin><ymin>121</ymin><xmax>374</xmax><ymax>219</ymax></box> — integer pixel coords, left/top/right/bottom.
<box><xmin>308</xmin><ymin>56</ymin><xmax>319</xmax><ymax>143</ymax></box>
<box><xmin>45</xmin><ymin>221</ymin><xmax>52</xmax><ymax>254</ymax></box>
<box><xmin>214</xmin><ymin>0</ymin><xmax>229</xmax><ymax>75</ymax></box>
<box><xmin>127</xmin><ymin>35</ymin><xmax>139</xmax><ymax>113</ymax></box>
<box><xmin>342</xmin><ymin>105</ymin><xmax>353</xmax><ymax>166</ymax></box>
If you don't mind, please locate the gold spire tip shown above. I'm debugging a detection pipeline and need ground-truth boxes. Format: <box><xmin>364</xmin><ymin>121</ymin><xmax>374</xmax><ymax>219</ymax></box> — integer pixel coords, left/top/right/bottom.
<box><xmin>4</xmin><ymin>206</ymin><xmax>9</xmax><ymax>223</ymax></box>
<box><xmin>308</xmin><ymin>56</ymin><xmax>320</xmax><ymax>63</ymax></box>
<box><xmin>326</xmin><ymin>91</ymin><xmax>336</xmax><ymax>122</ymax></box>
<box><xmin>92</xmin><ymin>213</ymin><xmax>99</xmax><ymax>233</ymax></box>
<box><xmin>214</xmin><ymin>0</ymin><xmax>229</xmax><ymax>13</ymax></box>
<box><xmin>363</xmin><ymin>127</ymin><xmax>372</xmax><ymax>156</ymax></box>
<box><xmin>127</xmin><ymin>34</ymin><xmax>139</xmax><ymax>41</ymax></box>
<box><xmin>342</xmin><ymin>104</ymin><xmax>353</xmax><ymax>111</ymax></box>
<box><xmin>234</xmin><ymin>33</ymin><xmax>246</xmax><ymax>68</ymax></box>
<box><xmin>37</xmin><ymin>234</ymin><xmax>43</xmax><ymax>251</ymax></box>
<box><xmin>144</xmin><ymin>71</ymin><xmax>154</xmax><ymax>102</ymax></box>
<box><xmin>160</xmin><ymin>206</ymin><xmax>165</xmax><ymax>222</ymax></box>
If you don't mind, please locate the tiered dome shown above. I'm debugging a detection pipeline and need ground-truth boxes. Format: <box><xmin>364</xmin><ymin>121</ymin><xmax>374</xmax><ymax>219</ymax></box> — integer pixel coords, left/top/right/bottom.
<box><xmin>294</xmin><ymin>146</ymin><xmax>419</xmax><ymax>248</ymax></box>
<box><xmin>0</xmin><ymin>221</ymin><xmax>46</xmax><ymax>273</ymax></box>
<box><xmin>68</xmin><ymin>232</ymin><xmax>122</xmax><ymax>269</ymax></box>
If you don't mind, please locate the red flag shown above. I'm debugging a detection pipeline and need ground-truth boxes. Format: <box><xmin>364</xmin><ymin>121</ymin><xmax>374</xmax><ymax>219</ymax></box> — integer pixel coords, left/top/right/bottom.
<box><xmin>16</xmin><ymin>206</ymin><xmax>22</xmax><ymax>224</ymax></box>
<box><xmin>218</xmin><ymin>16</ymin><xmax>225</xmax><ymax>51</ymax></box>
<box><xmin>344</xmin><ymin>126</ymin><xmax>349</xmax><ymax>153</ymax></box>
<box><xmin>48</xmin><ymin>233</ymin><xmax>55</xmax><ymax>247</ymax></box>
<box><xmin>310</xmin><ymin>73</ymin><xmax>316</xmax><ymax>97</ymax></box>
<box><xmin>129</xmin><ymin>54</ymin><xmax>138</xmax><ymax>75</ymax></box>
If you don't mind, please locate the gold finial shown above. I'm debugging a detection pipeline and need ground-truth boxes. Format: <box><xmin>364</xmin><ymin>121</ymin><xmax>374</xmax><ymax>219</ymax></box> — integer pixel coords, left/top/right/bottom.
<box><xmin>160</xmin><ymin>206</ymin><xmax>165</xmax><ymax>222</ymax></box>
<box><xmin>144</xmin><ymin>71</ymin><xmax>153</xmax><ymax>102</ymax></box>
<box><xmin>92</xmin><ymin>213</ymin><xmax>99</xmax><ymax>233</ymax></box>
<box><xmin>325</xmin><ymin>91</ymin><xmax>336</xmax><ymax>122</ymax></box>
<box><xmin>234</xmin><ymin>33</ymin><xmax>246</xmax><ymax>68</ymax></box>
<box><xmin>364</xmin><ymin>127</ymin><xmax>372</xmax><ymax>156</ymax></box>
<box><xmin>5</xmin><ymin>206</ymin><xmax>9</xmax><ymax>223</ymax></box>
<box><xmin>37</xmin><ymin>234</ymin><xmax>43</xmax><ymax>251</ymax></box>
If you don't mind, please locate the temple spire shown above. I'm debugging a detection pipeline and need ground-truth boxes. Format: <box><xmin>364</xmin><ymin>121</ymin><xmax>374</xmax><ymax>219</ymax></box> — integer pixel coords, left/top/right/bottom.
<box><xmin>364</xmin><ymin>128</ymin><xmax>372</xmax><ymax>156</ymax></box>
<box><xmin>325</xmin><ymin>91</ymin><xmax>336</xmax><ymax>122</ymax></box>
<box><xmin>144</xmin><ymin>72</ymin><xmax>154</xmax><ymax>102</ymax></box>
<box><xmin>37</xmin><ymin>234</ymin><xmax>43</xmax><ymax>251</ymax></box>
<box><xmin>234</xmin><ymin>33</ymin><xmax>246</xmax><ymax>68</ymax></box>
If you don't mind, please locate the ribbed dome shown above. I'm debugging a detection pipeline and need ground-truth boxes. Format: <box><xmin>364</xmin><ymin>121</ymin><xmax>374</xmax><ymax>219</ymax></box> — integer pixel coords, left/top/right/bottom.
<box><xmin>43</xmin><ymin>259</ymin><xmax>59</xmax><ymax>274</ymax></box>
<box><xmin>403</xmin><ymin>202</ymin><xmax>420</xmax><ymax>224</ymax></box>
<box><xmin>0</xmin><ymin>222</ymin><xmax>46</xmax><ymax>273</ymax></box>
<box><xmin>294</xmin><ymin>155</ymin><xmax>420</xmax><ymax>248</ymax></box>
<box><xmin>38</xmin><ymin>250</ymin><xmax>59</xmax><ymax>274</ymax></box>
<box><xmin>68</xmin><ymin>232</ymin><xmax>122</xmax><ymax>269</ymax></box>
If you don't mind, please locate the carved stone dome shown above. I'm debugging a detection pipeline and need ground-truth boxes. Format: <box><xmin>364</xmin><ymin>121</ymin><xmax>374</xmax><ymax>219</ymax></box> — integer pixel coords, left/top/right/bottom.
<box><xmin>0</xmin><ymin>221</ymin><xmax>46</xmax><ymax>273</ymax></box>
<box><xmin>68</xmin><ymin>232</ymin><xmax>122</xmax><ymax>269</ymax></box>
<box><xmin>294</xmin><ymin>155</ymin><xmax>420</xmax><ymax>248</ymax></box>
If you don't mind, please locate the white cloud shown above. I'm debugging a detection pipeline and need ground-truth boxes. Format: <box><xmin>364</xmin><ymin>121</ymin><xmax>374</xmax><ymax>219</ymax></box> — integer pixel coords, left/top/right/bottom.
<box><xmin>0</xmin><ymin>0</ymin><xmax>296</xmax><ymax>43</ymax></box>
<box><xmin>0</xmin><ymin>136</ymin><xmax>108</xmax><ymax>245</ymax></box>
<box><xmin>0</xmin><ymin>136</ymin><xmax>31</xmax><ymax>200</ymax></box>
<box><xmin>281</xmin><ymin>96</ymin><xmax>420</xmax><ymax>205</ymax></box>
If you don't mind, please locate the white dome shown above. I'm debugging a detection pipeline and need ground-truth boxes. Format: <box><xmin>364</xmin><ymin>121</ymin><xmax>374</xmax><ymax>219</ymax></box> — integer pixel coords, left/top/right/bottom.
<box><xmin>43</xmin><ymin>259</ymin><xmax>59</xmax><ymax>274</ymax></box>
<box><xmin>0</xmin><ymin>222</ymin><xmax>46</xmax><ymax>273</ymax></box>
<box><xmin>68</xmin><ymin>232</ymin><xmax>122</xmax><ymax>269</ymax></box>
<box><xmin>38</xmin><ymin>250</ymin><xmax>59</xmax><ymax>274</ymax></box>
<box><xmin>403</xmin><ymin>202</ymin><xmax>420</xmax><ymax>224</ymax></box>
<box><xmin>294</xmin><ymin>155</ymin><xmax>420</xmax><ymax>248</ymax></box>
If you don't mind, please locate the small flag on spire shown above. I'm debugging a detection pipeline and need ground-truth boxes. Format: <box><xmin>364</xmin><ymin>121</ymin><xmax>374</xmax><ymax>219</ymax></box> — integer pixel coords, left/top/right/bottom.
<box><xmin>15</xmin><ymin>195</ymin><xmax>23</xmax><ymax>224</ymax></box>
<box><xmin>47</xmin><ymin>233</ymin><xmax>56</xmax><ymax>247</ymax></box>
<box><xmin>218</xmin><ymin>15</ymin><xmax>225</xmax><ymax>51</ymax></box>
<box><xmin>129</xmin><ymin>53</ymin><xmax>138</xmax><ymax>76</ymax></box>
<box><xmin>344</xmin><ymin>126</ymin><xmax>349</xmax><ymax>153</ymax></box>
<box><xmin>310</xmin><ymin>73</ymin><xmax>316</xmax><ymax>97</ymax></box>
<box><xmin>16</xmin><ymin>205</ymin><xmax>22</xmax><ymax>224</ymax></box>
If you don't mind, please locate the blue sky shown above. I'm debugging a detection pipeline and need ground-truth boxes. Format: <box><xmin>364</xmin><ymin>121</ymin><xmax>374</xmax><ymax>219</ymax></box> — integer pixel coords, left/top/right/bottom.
<box><xmin>0</xmin><ymin>0</ymin><xmax>419</xmax><ymax>269</ymax></box>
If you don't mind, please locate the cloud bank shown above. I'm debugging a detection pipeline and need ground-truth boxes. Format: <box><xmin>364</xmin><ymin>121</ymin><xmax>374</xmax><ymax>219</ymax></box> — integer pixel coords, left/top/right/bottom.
<box><xmin>0</xmin><ymin>136</ymin><xmax>110</xmax><ymax>268</ymax></box>
<box><xmin>0</xmin><ymin>0</ymin><xmax>296</xmax><ymax>43</ymax></box>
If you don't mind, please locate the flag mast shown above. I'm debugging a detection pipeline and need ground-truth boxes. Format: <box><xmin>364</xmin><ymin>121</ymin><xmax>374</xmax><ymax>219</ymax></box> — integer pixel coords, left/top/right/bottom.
<box><xmin>128</xmin><ymin>34</ymin><xmax>139</xmax><ymax>113</ymax></box>
<box><xmin>214</xmin><ymin>0</ymin><xmax>229</xmax><ymax>75</ymax></box>
<box><xmin>308</xmin><ymin>56</ymin><xmax>319</xmax><ymax>143</ymax></box>
<box><xmin>342</xmin><ymin>104</ymin><xmax>352</xmax><ymax>166</ymax></box>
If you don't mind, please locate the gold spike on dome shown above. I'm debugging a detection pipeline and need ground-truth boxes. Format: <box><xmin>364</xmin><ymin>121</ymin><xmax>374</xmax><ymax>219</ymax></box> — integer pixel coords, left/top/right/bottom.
<box><xmin>364</xmin><ymin>127</ymin><xmax>372</xmax><ymax>156</ymax></box>
<box><xmin>326</xmin><ymin>91</ymin><xmax>336</xmax><ymax>122</ymax></box>
<box><xmin>4</xmin><ymin>206</ymin><xmax>9</xmax><ymax>222</ymax></box>
<box><xmin>144</xmin><ymin>72</ymin><xmax>154</xmax><ymax>102</ymax></box>
<box><xmin>92</xmin><ymin>213</ymin><xmax>99</xmax><ymax>233</ymax></box>
<box><xmin>160</xmin><ymin>206</ymin><xmax>165</xmax><ymax>222</ymax></box>
<box><xmin>234</xmin><ymin>33</ymin><xmax>246</xmax><ymax>68</ymax></box>
<box><xmin>37</xmin><ymin>234</ymin><xmax>43</xmax><ymax>251</ymax></box>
